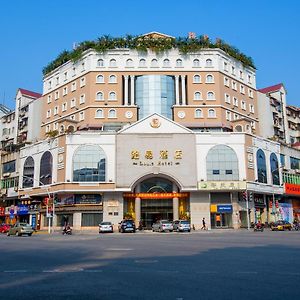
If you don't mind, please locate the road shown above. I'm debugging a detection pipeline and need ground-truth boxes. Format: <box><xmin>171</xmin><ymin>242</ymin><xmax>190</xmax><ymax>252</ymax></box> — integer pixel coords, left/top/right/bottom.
<box><xmin>0</xmin><ymin>230</ymin><xmax>300</xmax><ymax>300</ymax></box>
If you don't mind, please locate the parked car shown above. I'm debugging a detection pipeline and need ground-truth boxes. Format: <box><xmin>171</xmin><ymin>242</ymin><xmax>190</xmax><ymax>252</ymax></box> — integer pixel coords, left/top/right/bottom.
<box><xmin>152</xmin><ymin>220</ymin><xmax>173</xmax><ymax>232</ymax></box>
<box><xmin>99</xmin><ymin>221</ymin><xmax>114</xmax><ymax>233</ymax></box>
<box><xmin>173</xmin><ymin>220</ymin><xmax>191</xmax><ymax>232</ymax></box>
<box><xmin>118</xmin><ymin>220</ymin><xmax>136</xmax><ymax>233</ymax></box>
<box><xmin>7</xmin><ymin>223</ymin><xmax>34</xmax><ymax>236</ymax></box>
<box><xmin>270</xmin><ymin>220</ymin><xmax>292</xmax><ymax>231</ymax></box>
<box><xmin>0</xmin><ymin>223</ymin><xmax>11</xmax><ymax>233</ymax></box>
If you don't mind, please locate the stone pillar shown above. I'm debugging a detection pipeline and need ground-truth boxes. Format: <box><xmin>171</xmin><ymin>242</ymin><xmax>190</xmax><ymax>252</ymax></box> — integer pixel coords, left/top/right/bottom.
<box><xmin>124</xmin><ymin>75</ymin><xmax>129</xmax><ymax>106</ymax></box>
<box><xmin>175</xmin><ymin>75</ymin><xmax>180</xmax><ymax>105</ymax></box>
<box><xmin>181</xmin><ymin>75</ymin><xmax>186</xmax><ymax>105</ymax></box>
<box><xmin>173</xmin><ymin>197</ymin><xmax>179</xmax><ymax>221</ymax></box>
<box><xmin>130</xmin><ymin>75</ymin><xmax>135</xmax><ymax>106</ymax></box>
<box><xmin>135</xmin><ymin>197</ymin><xmax>141</xmax><ymax>224</ymax></box>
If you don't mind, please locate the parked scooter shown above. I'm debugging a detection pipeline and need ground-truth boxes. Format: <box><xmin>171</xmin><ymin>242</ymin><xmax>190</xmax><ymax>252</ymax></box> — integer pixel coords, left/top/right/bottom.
<box><xmin>254</xmin><ymin>222</ymin><xmax>264</xmax><ymax>232</ymax></box>
<box><xmin>62</xmin><ymin>224</ymin><xmax>72</xmax><ymax>235</ymax></box>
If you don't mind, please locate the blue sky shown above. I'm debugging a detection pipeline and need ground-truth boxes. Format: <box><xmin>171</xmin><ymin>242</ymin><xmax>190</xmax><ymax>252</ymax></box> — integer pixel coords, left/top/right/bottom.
<box><xmin>0</xmin><ymin>0</ymin><xmax>299</xmax><ymax>109</ymax></box>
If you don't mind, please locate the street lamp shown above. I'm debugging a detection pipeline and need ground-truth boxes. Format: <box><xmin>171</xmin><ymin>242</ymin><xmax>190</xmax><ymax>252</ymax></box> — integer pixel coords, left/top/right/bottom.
<box><xmin>22</xmin><ymin>175</ymin><xmax>54</xmax><ymax>234</ymax></box>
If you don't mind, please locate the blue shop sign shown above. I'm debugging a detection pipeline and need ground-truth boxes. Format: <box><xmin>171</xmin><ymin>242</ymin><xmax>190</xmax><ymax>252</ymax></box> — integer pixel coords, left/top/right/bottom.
<box><xmin>17</xmin><ymin>205</ymin><xmax>29</xmax><ymax>215</ymax></box>
<box><xmin>217</xmin><ymin>205</ymin><xmax>233</xmax><ymax>213</ymax></box>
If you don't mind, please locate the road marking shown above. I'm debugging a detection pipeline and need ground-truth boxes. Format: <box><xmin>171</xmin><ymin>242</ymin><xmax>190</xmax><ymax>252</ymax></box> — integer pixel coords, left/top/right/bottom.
<box><xmin>43</xmin><ymin>268</ymin><xmax>84</xmax><ymax>273</ymax></box>
<box><xmin>106</xmin><ymin>248</ymin><xmax>133</xmax><ymax>251</ymax></box>
<box><xmin>4</xmin><ymin>270</ymin><xmax>28</xmax><ymax>273</ymax></box>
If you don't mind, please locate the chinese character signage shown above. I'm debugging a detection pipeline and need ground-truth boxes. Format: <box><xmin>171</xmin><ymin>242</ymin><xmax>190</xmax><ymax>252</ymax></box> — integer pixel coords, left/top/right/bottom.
<box><xmin>198</xmin><ymin>181</ymin><xmax>247</xmax><ymax>190</ymax></box>
<box><xmin>285</xmin><ymin>183</ymin><xmax>300</xmax><ymax>195</ymax></box>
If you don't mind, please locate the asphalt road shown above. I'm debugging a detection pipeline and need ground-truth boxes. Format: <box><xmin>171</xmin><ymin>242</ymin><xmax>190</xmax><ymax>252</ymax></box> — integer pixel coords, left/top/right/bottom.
<box><xmin>0</xmin><ymin>230</ymin><xmax>300</xmax><ymax>300</ymax></box>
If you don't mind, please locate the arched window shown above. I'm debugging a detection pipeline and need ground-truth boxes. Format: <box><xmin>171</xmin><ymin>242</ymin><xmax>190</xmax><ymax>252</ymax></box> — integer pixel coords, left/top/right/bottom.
<box><xmin>96</xmin><ymin>92</ymin><xmax>104</xmax><ymax>101</ymax></box>
<box><xmin>193</xmin><ymin>75</ymin><xmax>201</xmax><ymax>83</ymax></box>
<box><xmin>139</xmin><ymin>59</ymin><xmax>146</xmax><ymax>67</ymax></box>
<box><xmin>23</xmin><ymin>156</ymin><xmax>34</xmax><ymax>188</ymax></box>
<box><xmin>73</xmin><ymin>145</ymin><xmax>106</xmax><ymax>182</ymax></box>
<box><xmin>176</xmin><ymin>59</ymin><xmax>183</xmax><ymax>67</ymax></box>
<box><xmin>96</xmin><ymin>75</ymin><xmax>104</xmax><ymax>83</ymax></box>
<box><xmin>39</xmin><ymin>151</ymin><xmax>53</xmax><ymax>185</ymax></box>
<box><xmin>193</xmin><ymin>59</ymin><xmax>200</xmax><ymax>67</ymax></box>
<box><xmin>207</xmin><ymin>91</ymin><xmax>215</xmax><ymax>100</ymax></box>
<box><xmin>126</xmin><ymin>59</ymin><xmax>133</xmax><ymax>67</ymax></box>
<box><xmin>95</xmin><ymin>109</ymin><xmax>104</xmax><ymax>118</ymax></box>
<box><xmin>194</xmin><ymin>92</ymin><xmax>201</xmax><ymax>100</ymax></box>
<box><xmin>206</xmin><ymin>145</ymin><xmax>239</xmax><ymax>180</ymax></box>
<box><xmin>208</xmin><ymin>109</ymin><xmax>216</xmax><ymax>118</ymax></box>
<box><xmin>257</xmin><ymin>149</ymin><xmax>267</xmax><ymax>183</ymax></box>
<box><xmin>109</xmin><ymin>59</ymin><xmax>116</xmax><ymax>67</ymax></box>
<box><xmin>151</xmin><ymin>59</ymin><xmax>158</xmax><ymax>67</ymax></box>
<box><xmin>270</xmin><ymin>153</ymin><xmax>280</xmax><ymax>185</ymax></box>
<box><xmin>195</xmin><ymin>109</ymin><xmax>203</xmax><ymax>118</ymax></box>
<box><xmin>235</xmin><ymin>125</ymin><xmax>243</xmax><ymax>132</ymax></box>
<box><xmin>163</xmin><ymin>59</ymin><xmax>170</xmax><ymax>67</ymax></box>
<box><xmin>108</xmin><ymin>109</ymin><xmax>117</xmax><ymax>118</ymax></box>
<box><xmin>108</xmin><ymin>92</ymin><xmax>116</xmax><ymax>100</ymax></box>
<box><xmin>109</xmin><ymin>75</ymin><xmax>117</xmax><ymax>83</ymax></box>
<box><xmin>206</xmin><ymin>59</ymin><xmax>212</xmax><ymax>67</ymax></box>
<box><xmin>97</xmin><ymin>59</ymin><xmax>104</xmax><ymax>67</ymax></box>
<box><xmin>206</xmin><ymin>74</ymin><xmax>214</xmax><ymax>83</ymax></box>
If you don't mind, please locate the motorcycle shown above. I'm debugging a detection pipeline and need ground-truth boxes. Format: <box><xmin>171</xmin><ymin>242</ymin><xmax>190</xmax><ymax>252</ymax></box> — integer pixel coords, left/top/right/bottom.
<box><xmin>254</xmin><ymin>223</ymin><xmax>264</xmax><ymax>232</ymax></box>
<box><xmin>62</xmin><ymin>226</ymin><xmax>72</xmax><ymax>235</ymax></box>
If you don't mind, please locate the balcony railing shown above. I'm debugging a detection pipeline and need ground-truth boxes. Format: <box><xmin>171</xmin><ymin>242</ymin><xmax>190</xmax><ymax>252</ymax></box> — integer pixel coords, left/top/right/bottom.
<box><xmin>282</xmin><ymin>172</ymin><xmax>300</xmax><ymax>185</ymax></box>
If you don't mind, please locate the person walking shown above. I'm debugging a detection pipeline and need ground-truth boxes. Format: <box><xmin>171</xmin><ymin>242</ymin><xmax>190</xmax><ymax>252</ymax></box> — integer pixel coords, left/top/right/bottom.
<box><xmin>201</xmin><ymin>217</ymin><xmax>207</xmax><ymax>230</ymax></box>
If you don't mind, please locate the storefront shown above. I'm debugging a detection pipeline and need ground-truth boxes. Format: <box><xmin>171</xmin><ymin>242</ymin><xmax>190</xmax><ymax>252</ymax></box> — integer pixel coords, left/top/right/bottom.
<box><xmin>210</xmin><ymin>203</ymin><xmax>233</xmax><ymax>228</ymax></box>
<box><xmin>285</xmin><ymin>183</ymin><xmax>300</xmax><ymax>222</ymax></box>
<box><xmin>253</xmin><ymin>194</ymin><xmax>266</xmax><ymax>223</ymax></box>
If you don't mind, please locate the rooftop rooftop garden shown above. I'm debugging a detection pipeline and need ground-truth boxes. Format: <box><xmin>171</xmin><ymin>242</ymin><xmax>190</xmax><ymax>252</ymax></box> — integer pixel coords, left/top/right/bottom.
<box><xmin>43</xmin><ymin>34</ymin><xmax>255</xmax><ymax>76</ymax></box>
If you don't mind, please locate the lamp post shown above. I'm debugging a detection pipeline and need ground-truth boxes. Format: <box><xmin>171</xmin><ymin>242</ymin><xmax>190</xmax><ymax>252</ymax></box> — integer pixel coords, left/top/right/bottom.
<box><xmin>22</xmin><ymin>175</ymin><xmax>54</xmax><ymax>234</ymax></box>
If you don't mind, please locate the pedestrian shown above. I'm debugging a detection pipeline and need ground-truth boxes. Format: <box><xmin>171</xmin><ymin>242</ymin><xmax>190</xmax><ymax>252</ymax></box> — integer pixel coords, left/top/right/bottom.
<box><xmin>201</xmin><ymin>217</ymin><xmax>207</xmax><ymax>230</ymax></box>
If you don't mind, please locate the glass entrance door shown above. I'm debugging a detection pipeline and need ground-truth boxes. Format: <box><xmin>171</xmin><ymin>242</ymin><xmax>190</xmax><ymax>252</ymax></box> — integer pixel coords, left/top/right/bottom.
<box><xmin>211</xmin><ymin>213</ymin><xmax>233</xmax><ymax>228</ymax></box>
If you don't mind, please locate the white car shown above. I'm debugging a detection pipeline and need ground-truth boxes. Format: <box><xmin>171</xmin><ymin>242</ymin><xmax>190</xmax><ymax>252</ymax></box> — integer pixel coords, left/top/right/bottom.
<box><xmin>152</xmin><ymin>220</ymin><xmax>173</xmax><ymax>232</ymax></box>
<box><xmin>99</xmin><ymin>222</ymin><xmax>113</xmax><ymax>233</ymax></box>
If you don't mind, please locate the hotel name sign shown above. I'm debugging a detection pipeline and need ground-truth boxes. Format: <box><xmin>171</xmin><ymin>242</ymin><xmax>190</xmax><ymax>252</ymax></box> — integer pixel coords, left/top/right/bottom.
<box><xmin>198</xmin><ymin>181</ymin><xmax>247</xmax><ymax>191</ymax></box>
<box><xmin>130</xmin><ymin>149</ymin><xmax>183</xmax><ymax>167</ymax></box>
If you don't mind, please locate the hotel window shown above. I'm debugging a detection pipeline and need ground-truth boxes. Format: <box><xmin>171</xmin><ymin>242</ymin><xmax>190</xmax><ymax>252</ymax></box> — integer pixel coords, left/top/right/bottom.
<box><xmin>193</xmin><ymin>75</ymin><xmax>201</xmax><ymax>83</ymax></box>
<box><xmin>240</xmin><ymin>85</ymin><xmax>245</xmax><ymax>94</ymax></box>
<box><xmin>251</xmin><ymin>121</ymin><xmax>256</xmax><ymax>129</ymax></box>
<box><xmin>126</xmin><ymin>59</ymin><xmax>133</xmax><ymax>67</ymax></box>
<box><xmin>224</xmin><ymin>77</ymin><xmax>229</xmax><ymax>87</ymax></box>
<box><xmin>63</xmin><ymin>86</ymin><xmax>68</xmax><ymax>96</ymax></box>
<box><xmin>176</xmin><ymin>59</ymin><xmax>183</xmax><ymax>67</ymax></box>
<box><xmin>109</xmin><ymin>59</ymin><xmax>117</xmax><ymax>67</ymax></box>
<box><xmin>64</xmin><ymin>72</ymin><xmax>68</xmax><ymax>81</ymax></box>
<box><xmin>207</xmin><ymin>91</ymin><xmax>215</xmax><ymax>100</ymax></box>
<box><xmin>234</xmin><ymin>114</ymin><xmax>239</xmax><ymax>120</ymax></box>
<box><xmin>55</xmin><ymin>91</ymin><xmax>59</xmax><ymax>100</ymax></box>
<box><xmin>80</xmin><ymin>94</ymin><xmax>85</xmax><ymax>104</ymax></box>
<box><xmin>46</xmin><ymin>109</ymin><xmax>51</xmax><ymax>118</ymax></box>
<box><xmin>96</xmin><ymin>75</ymin><xmax>104</xmax><ymax>83</ymax></box>
<box><xmin>194</xmin><ymin>92</ymin><xmax>202</xmax><ymax>100</ymax></box>
<box><xmin>71</xmin><ymin>82</ymin><xmax>77</xmax><ymax>92</ymax></box>
<box><xmin>109</xmin><ymin>75</ymin><xmax>117</xmax><ymax>83</ymax></box>
<box><xmin>233</xmin><ymin>97</ymin><xmax>238</xmax><ymax>107</ymax></box>
<box><xmin>79</xmin><ymin>111</ymin><xmax>85</xmax><ymax>121</ymax></box>
<box><xmin>195</xmin><ymin>109</ymin><xmax>203</xmax><ymax>118</ymax></box>
<box><xmin>139</xmin><ymin>59</ymin><xmax>146</xmax><ymax>67</ymax></box>
<box><xmin>96</xmin><ymin>92</ymin><xmax>104</xmax><ymax>101</ymax></box>
<box><xmin>241</xmin><ymin>100</ymin><xmax>246</xmax><ymax>110</ymax></box>
<box><xmin>48</xmin><ymin>81</ymin><xmax>52</xmax><ymax>89</ymax></box>
<box><xmin>95</xmin><ymin>109</ymin><xmax>104</xmax><ymax>118</ymax></box>
<box><xmin>46</xmin><ymin>125</ymin><xmax>50</xmax><ymax>132</ymax></box>
<box><xmin>232</xmin><ymin>81</ymin><xmax>237</xmax><ymax>91</ymax></box>
<box><xmin>193</xmin><ymin>59</ymin><xmax>200</xmax><ymax>67</ymax></box>
<box><xmin>54</xmin><ymin>106</ymin><xmax>59</xmax><ymax>115</ymax></box>
<box><xmin>97</xmin><ymin>59</ymin><xmax>104</xmax><ymax>67</ymax></box>
<box><xmin>72</xmin><ymin>67</ymin><xmax>76</xmax><ymax>76</ymax></box>
<box><xmin>208</xmin><ymin>109</ymin><xmax>216</xmax><ymax>118</ymax></box>
<box><xmin>226</xmin><ymin>111</ymin><xmax>231</xmax><ymax>121</ymax></box>
<box><xmin>240</xmin><ymin>71</ymin><xmax>244</xmax><ymax>80</ymax></box>
<box><xmin>248</xmin><ymin>89</ymin><xmax>253</xmax><ymax>98</ymax></box>
<box><xmin>108</xmin><ymin>92</ymin><xmax>116</xmax><ymax>100</ymax></box>
<box><xmin>108</xmin><ymin>109</ymin><xmax>117</xmax><ymax>118</ymax></box>
<box><xmin>59</xmin><ymin>125</ymin><xmax>65</xmax><ymax>134</ymax></box>
<box><xmin>53</xmin><ymin>122</ymin><xmax>58</xmax><ymax>130</ymax></box>
<box><xmin>47</xmin><ymin>95</ymin><xmax>52</xmax><ymax>104</ymax></box>
<box><xmin>225</xmin><ymin>94</ymin><xmax>231</xmax><ymax>104</ymax></box>
<box><xmin>163</xmin><ymin>59</ymin><xmax>170</xmax><ymax>67</ymax></box>
<box><xmin>206</xmin><ymin>74</ymin><xmax>214</xmax><ymax>83</ymax></box>
<box><xmin>206</xmin><ymin>59</ymin><xmax>212</xmax><ymax>67</ymax></box>
<box><xmin>81</xmin><ymin>62</ymin><xmax>85</xmax><ymax>72</ymax></box>
<box><xmin>223</xmin><ymin>62</ymin><xmax>228</xmax><ymax>71</ymax></box>
<box><xmin>231</xmin><ymin>66</ymin><xmax>236</xmax><ymax>75</ymax></box>
<box><xmin>70</xmin><ymin>98</ymin><xmax>76</xmax><ymax>108</ymax></box>
<box><xmin>151</xmin><ymin>59</ymin><xmax>158</xmax><ymax>67</ymax></box>
<box><xmin>56</xmin><ymin>77</ymin><xmax>59</xmax><ymax>85</ymax></box>
<box><xmin>80</xmin><ymin>77</ymin><xmax>86</xmax><ymax>87</ymax></box>
<box><xmin>70</xmin><ymin>115</ymin><xmax>75</xmax><ymax>121</ymax></box>
<box><xmin>248</xmin><ymin>75</ymin><xmax>252</xmax><ymax>83</ymax></box>
<box><xmin>62</xmin><ymin>102</ymin><xmax>67</xmax><ymax>112</ymax></box>
<box><xmin>249</xmin><ymin>104</ymin><xmax>255</xmax><ymax>113</ymax></box>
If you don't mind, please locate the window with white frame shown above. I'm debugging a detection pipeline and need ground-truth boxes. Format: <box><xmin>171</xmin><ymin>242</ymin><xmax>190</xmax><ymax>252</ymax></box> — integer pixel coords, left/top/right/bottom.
<box><xmin>47</xmin><ymin>95</ymin><xmax>52</xmax><ymax>104</ymax></box>
<box><xmin>80</xmin><ymin>77</ymin><xmax>86</xmax><ymax>87</ymax></box>
<box><xmin>206</xmin><ymin>59</ymin><xmax>212</xmax><ymax>67</ymax></box>
<box><xmin>79</xmin><ymin>111</ymin><xmax>85</xmax><ymax>121</ymax></box>
<box><xmin>239</xmin><ymin>71</ymin><xmax>244</xmax><ymax>80</ymax></box>
<box><xmin>241</xmin><ymin>100</ymin><xmax>246</xmax><ymax>110</ymax></box>
<box><xmin>232</xmin><ymin>81</ymin><xmax>237</xmax><ymax>91</ymax></box>
<box><xmin>81</xmin><ymin>62</ymin><xmax>85</xmax><ymax>72</ymax></box>
<box><xmin>55</xmin><ymin>91</ymin><xmax>59</xmax><ymax>100</ymax></box>
<box><xmin>70</xmin><ymin>115</ymin><xmax>76</xmax><ymax>121</ymax></box>
<box><xmin>248</xmin><ymin>89</ymin><xmax>253</xmax><ymax>98</ymax></box>
<box><xmin>234</xmin><ymin>113</ymin><xmax>239</xmax><ymax>120</ymax></box>
<box><xmin>80</xmin><ymin>94</ymin><xmax>85</xmax><ymax>104</ymax></box>
<box><xmin>64</xmin><ymin>72</ymin><xmax>68</xmax><ymax>81</ymax></box>
<box><xmin>224</xmin><ymin>77</ymin><xmax>229</xmax><ymax>87</ymax></box>
<box><xmin>95</xmin><ymin>109</ymin><xmax>104</xmax><ymax>118</ymax></box>
<box><xmin>249</xmin><ymin>104</ymin><xmax>255</xmax><ymax>113</ymax></box>
<box><xmin>195</xmin><ymin>109</ymin><xmax>203</xmax><ymax>118</ymax></box>
<box><xmin>54</xmin><ymin>106</ymin><xmax>59</xmax><ymax>115</ymax></box>
<box><xmin>226</xmin><ymin>111</ymin><xmax>231</xmax><ymax>121</ymax></box>
<box><xmin>248</xmin><ymin>74</ymin><xmax>252</xmax><ymax>83</ymax></box>
<box><xmin>48</xmin><ymin>81</ymin><xmax>52</xmax><ymax>89</ymax></box>
<box><xmin>231</xmin><ymin>66</ymin><xmax>236</xmax><ymax>75</ymax></box>
<box><xmin>225</xmin><ymin>94</ymin><xmax>231</xmax><ymax>104</ymax></box>
<box><xmin>109</xmin><ymin>59</ymin><xmax>117</xmax><ymax>67</ymax></box>
<box><xmin>139</xmin><ymin>59</ymin><xmax>146</xmax><ymax>67</ymax></box>
<box><xmin>63</xmin><ymin>86</ymin><xmax>68</xmax><ymax>96</ymax></box>
<box><xmin>46</xmin><ymin>125</ymin><xmax>50</xmax><ymax>132</ymax></box>
<box><xmin>108</xmin><ymin>92</ymin><xmax>116</xmax><ymax>100</ymax></box>
<box><xmin>194</xmin><ymin>92</ymin><xmax>202</xmax><ymax>100</ymax></box>
<box><xmin>70</xmin><ymin>98</ymin><xmax>76</xmax><ymax>108</ymax></box>
<box><xmin>208</xmin><ymin>109</ymin><xmax>216</xmax><ymax>118</ymax></box>
<box><xmin>207</xmin><ymin>91</ymin><xmax>215</xmax><ymax>100</ymax></box>
<box><xmin>193</xmin><ymin>59</ymin><xmax>200</xmax><ymax>67</ymax></box>
<box><xmin>251</xmin><ymin>121</ymin><xmax>255</xmax><ymax>129</ymax></box>
<box><xmin>108</xmin><ymin>109</ymin><xmax>117</xmax><ymax>118</ymax></box>
<box><xmin>109</xmin><ymin>75</ymin><xmax>117</xmax><ymax>83</ymax></box>
<box><xmin>126</xmin><ymin>59</ymin><xmax>133</xmax><ymax>67</ymax></box>
<box><xmin>97</xmin><ymin>59</ymin><xmax>104</xmax><ymax>67</ymax></box>
<box><xmin>71</xmin><ymin>82</ymin><xmax>76</xmax><ymax>92</ymax></box>
<box><xmin>151</xmin><ymin>59</ymin><xmax>158</xmax><ymax>67</ymax></box>
<box><xmin>53</xmin><ymin>122</ymin><xmax>58</xmax><ymax>130</ymax></box>
<box><xmin>96</xmin><ymin>75</ymin><xmax>104</xmax><ymax>83</ymax></box>
<box><xmin>62</xmin><ymin>102</ymin><xmax>67</xmax><ymax>112</ymax></box>
<box><xmin>46</xmin><ymin>109</ymin><xmax>51</xmax><ymax>118</ymax></box>
<box><xmin>56</xmin><ymin>77</ymin><xmax>59</xmax><ymax>85</ymax></box>
<box><xmin>193</xmin><ymin>75</ymin><xmax>201</xmax><ymax>83</ymax></box>
<box><xmin>206</xmin><ymin>74</ymin><xmax>214</xmax><ymax>83</ymax></box>
<box><xmin>223</xmin><ymin>62</ymin><xmax>228</xmax><ymax>71</ymax></box>
<box><xmin>176</xmin><ymin>59</ymin><xmax>183</xmax><ymax>67</ymax></box>
<box><xmin>72</xmin><ymin>67</ymin><xmax>76</xmax><ymax>76</ymax></box>
<box><xmin>233</xmin><ymin>97</ymin><xmax>238</xmax><ymax>107</ymax></box>
<box><xmin>96</xmin><ymin>92</ymin><xmax>104</xmax><ymax>101</ymax></box>
<box><xmin>163</xmin><ymin>59</ymin><xmax>170</xmax><ymax>67</ymax></box>
<box><xmin>240</xmin><ymin>84</ymin><xmax>245</xmax><ymax>94</ymax></box>
<box><xmin>59</xmin><ymin>124</ymin><xmax>65</xmax><ymax>134</ymax></box>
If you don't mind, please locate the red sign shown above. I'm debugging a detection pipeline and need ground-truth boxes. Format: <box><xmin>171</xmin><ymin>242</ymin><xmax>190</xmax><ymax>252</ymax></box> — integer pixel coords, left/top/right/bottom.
<box><xmin>123</xmin><ymin>192</ymin><xmax>189</xmax><ymax>199</ymax></box>
<box><xmin>285</xmin><ymin>183</ymin><xmax>300</xmax><ymax>195</ymax></box>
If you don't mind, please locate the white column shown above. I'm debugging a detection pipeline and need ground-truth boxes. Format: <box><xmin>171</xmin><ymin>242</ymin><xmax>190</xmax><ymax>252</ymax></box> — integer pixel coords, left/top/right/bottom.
<box><xmin>181</xmin><ymin>75</ymin><xmax>186</xmax><ymax>105</ymax></box>
<box><xmin>135</xmin><ymin>197</ymin><xmax>141</xmax><ymax>223</ymax></box>
<box><xmin>175</xmin><ymin>75</ymin><xmax>180</xmax><ymax>105</ymax></box>
<box><xmin>130</xmin><ymin>75</ymin><xmax>135</xmax><ymax>106</ymax></box>
<box><xmin>173</xmin><ymin>197</ymin><xmax>179</xmax><ymax>221</ymax></box>
<box><xmin>124</xmin><ymin>75</ymin><xmax>129</xmax><ymax>106</ymax></box>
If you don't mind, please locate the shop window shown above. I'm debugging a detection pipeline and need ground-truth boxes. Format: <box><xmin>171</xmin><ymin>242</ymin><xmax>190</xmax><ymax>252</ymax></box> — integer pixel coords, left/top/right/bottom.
<box><xmin>39</xmin><ymin>151</ymin><xmax>53</xmax><ymax>185</ymax></box>
<box><xmin>257</xmin><ymin>149</ymin><xmax>267</xmax><ymax>183</ymax></box>
<box><xmin>81</xmin><ymin>213</ymin><xmax>103</xmax><ymax>226</ymax></box>
<box><xmin>23</xmin><ymin>156</ymin><xmax>34</xmax><ymax>188</ymax></box>
<box><xmin>270</xmin><ymin>153</ymin><xmax>280</xmax><ymax>185</ymax></box>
